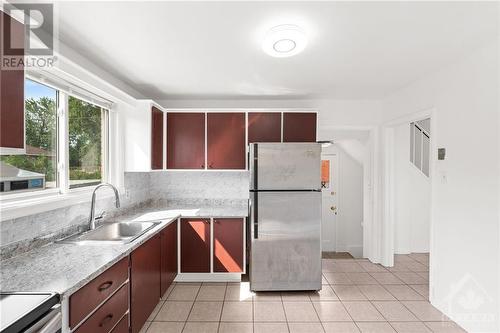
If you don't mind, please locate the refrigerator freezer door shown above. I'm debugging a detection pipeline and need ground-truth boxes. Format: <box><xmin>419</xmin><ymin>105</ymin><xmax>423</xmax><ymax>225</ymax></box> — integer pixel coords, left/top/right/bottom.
<box><xmin>250</xmin><ymin>143</ymin><xmax>321</xmax><ymax>190</ymax></box>
<box><xmin>250</xmin><ymin>191</ymin><xmax>322</xmax><ymax>291</ymax></box>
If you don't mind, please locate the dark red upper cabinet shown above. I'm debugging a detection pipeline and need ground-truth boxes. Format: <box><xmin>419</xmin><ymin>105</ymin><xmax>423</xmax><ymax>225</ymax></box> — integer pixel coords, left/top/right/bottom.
<box><xmin>151</xmin><ymin>107</ymin><xmax>164</xmax><ymax>170</ymax></box>
<box><xmin>0</xmin><ymin>12</ymin><xmax>25</xmax><ymax>149</ymax></box>
<box><xmin>248</xmin><ymin>112</ymin><xmax>281</xmax><ymax>143</ymax></box>
<box><xmin>283</xmin><ymin>112</ymin><xmax>317</xmax><ymax>142</ymax></box>
<box><xmin>207</xmin><ymin>113</ymin><xmax>245</xmax><ymax>169</ymax></box>
<box><xmin>167</xmin><ymin>113</ymin><xmax>205</xmax><ymax>169</ymax></box>
<box><xmin>213</xmin><ymin>218</ymin><xmax>244</xmax><ymax>273</ymax></box>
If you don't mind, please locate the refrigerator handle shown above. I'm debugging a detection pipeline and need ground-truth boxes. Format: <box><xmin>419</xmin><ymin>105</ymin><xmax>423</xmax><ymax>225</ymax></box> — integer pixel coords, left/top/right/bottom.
<box><xmin>254</xmin><ymin>192</ymin><xmax>258</xmax><ymax>239</ymax></box>
<box><xmin>253</xmin><ymin>144</ymin><xmax>258</xmax><ymax>239</ymax></box>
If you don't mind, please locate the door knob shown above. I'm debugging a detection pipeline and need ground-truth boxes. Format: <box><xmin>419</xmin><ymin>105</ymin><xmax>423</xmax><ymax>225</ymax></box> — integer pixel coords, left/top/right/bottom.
<box><xmin>330</xmin><ymin>206</ymin><xmax>337</xmax><ymax>211</ymax></box>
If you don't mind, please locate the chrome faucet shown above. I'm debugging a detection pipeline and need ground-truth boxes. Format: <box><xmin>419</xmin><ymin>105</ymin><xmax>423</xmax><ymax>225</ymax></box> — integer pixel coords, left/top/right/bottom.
<box><xmin>89</xmin><ymin>183</ymin><xmax>121</xmax><ymax>230</ymax></box>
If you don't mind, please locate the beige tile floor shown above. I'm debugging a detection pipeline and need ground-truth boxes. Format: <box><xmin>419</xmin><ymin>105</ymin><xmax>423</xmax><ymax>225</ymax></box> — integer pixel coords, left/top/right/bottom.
<box><xmin>141</xmin><ymin>253</ymin><xmax>467</xmax><ymax>333</ymax></box>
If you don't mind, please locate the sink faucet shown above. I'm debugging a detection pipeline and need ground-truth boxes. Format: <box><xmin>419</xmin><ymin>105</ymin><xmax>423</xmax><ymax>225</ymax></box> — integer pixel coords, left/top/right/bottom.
<box><xmin>89</xmin><ymin>183</ymin><xmax>121</xmax><ymax>230</ymax></box>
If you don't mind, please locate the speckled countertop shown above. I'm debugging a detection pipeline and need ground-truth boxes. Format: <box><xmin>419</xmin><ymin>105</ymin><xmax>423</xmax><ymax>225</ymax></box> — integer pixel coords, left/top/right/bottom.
<box><xmin>0</xmin><ymin>204</ymin><xmax>248</xmax><ymax>297</ymax></box>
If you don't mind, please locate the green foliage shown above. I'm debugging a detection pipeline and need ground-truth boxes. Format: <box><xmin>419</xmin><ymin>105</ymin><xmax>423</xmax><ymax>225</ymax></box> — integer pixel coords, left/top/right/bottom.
<box><xmin>69</xmin><ymin>169</ymin><xmax>101</xmax><ymax>180</ymax></box>
<box><xmin>68</xmin><ymin>96</ymin><xmax>102</xmax><ymax>174</ymax></box>
<box><xmin>25</xmin><ymin>97</ymin><xmax>56</xmax><ymax>150</ymax></box>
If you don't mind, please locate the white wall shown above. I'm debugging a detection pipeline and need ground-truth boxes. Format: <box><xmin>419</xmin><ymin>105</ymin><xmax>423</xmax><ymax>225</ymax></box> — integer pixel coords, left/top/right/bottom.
<box><xmin>122</xmin><ymin>100</ymin><xmax>155</xmax><ymax>172</ymax></box>
<box><xmin>383</xmin><ymin>42</ymin><xmax>499</xmax><ymax>333</ymax></box>
<box><xmin>393</xmin><ymin>123</ymin><xmax>430</xmax><ymax>253</ymax></box>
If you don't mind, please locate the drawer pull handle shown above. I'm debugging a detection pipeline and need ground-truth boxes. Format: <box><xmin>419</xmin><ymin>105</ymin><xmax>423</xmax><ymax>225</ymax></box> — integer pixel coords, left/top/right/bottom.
<box><xmin>99</xmin><ymin>314</ymin><xmax>113</xmax><ymax>327</ymax></box>
<box><xmin>97</xmin><ymin>281</ymin><xmax>113</xmax><ymax>292</ymax></box>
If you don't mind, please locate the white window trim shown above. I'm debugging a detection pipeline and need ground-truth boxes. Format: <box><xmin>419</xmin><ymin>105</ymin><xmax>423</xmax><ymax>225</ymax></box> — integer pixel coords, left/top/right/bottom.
<box><xmin>0</xmin><ymin>75</ymin><xmax>116</xmax><ymax>220</ymax></box>
<box><xmin>0</xmin><ymin>186</ymin><xmax>118</xmax><ymax>221</ymax></box>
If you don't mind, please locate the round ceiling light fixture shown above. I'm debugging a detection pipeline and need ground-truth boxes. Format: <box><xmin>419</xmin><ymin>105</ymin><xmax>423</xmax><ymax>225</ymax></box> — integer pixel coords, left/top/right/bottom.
<box><xmin>262</xmin><ymin>24</ymin><xmax>307</xmax><ymax>58</ymax></box>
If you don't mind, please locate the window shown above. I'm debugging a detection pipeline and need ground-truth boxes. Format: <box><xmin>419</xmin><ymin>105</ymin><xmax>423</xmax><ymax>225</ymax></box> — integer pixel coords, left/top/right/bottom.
<box><xmin>410</xmin><ymin>118</ymin><xmax>430</xmax><ymax>177</ymax></box>
<box><xmin>0</xmin><ymin>78</ymin><xmax>109</xmax><ymax>195</ymax></box>
<box><xmin>0</xmin><ymin>80</ymin><xmax>58</xmax><ymax>191</ymax></box>
<box><xmin>68</xmin><ymin>96</ymin><xmax>106</xmax><ymax>188</ymax></box>
<box><xmin>321</xmin><ymin>160</ymin><xmax>330</xmax><ymax>189</ymax></box>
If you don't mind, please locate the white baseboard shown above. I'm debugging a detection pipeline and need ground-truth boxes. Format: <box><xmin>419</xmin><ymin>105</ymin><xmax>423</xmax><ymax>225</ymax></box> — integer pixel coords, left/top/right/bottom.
<box><xmin>347</xmin><ymin>245</ymin><xmax>363</xmax><ymax>258</ymax></box>
<box><xmin>175</xmin><ymin>273</ymin><xmax>242</xmax><ymax>283</ymax></box>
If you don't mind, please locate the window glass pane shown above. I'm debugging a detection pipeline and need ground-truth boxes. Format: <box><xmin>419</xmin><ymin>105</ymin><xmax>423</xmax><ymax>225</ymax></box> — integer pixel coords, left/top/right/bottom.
<box><xmin>68</xmin><ymin>96</ymin><xmax>104</xmax><ymax>188</ymax></box>
<box><xmin>414</xmin><ymin>126</ymin><xmax>422</xmax><ymax>170</ymax></box>
<box><xmin>422</xmin><ymin>133</ymin><xmax>430</xmax><ymax>177</ymax></box>
<box><xmin>1</xmin><ymin>79</ymin><xmax>57</xmax><ymax>193</ymax></box>
<box><xmin>321</xmin><ymin>160</ymin><xmax>330</xmax><ymax>189</ymax></box>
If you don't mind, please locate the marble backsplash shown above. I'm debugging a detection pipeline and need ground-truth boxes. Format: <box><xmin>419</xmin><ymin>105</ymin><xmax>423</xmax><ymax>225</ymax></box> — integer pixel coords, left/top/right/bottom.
<box><xmin>0</xmin><ymin>170</ymin><xmax>249</xmax><ymax>259</ymax></box>
<box><xmin>149</xmin><ymin>170</ymin><xmax>249</xmax><ymax>203</ymax></box>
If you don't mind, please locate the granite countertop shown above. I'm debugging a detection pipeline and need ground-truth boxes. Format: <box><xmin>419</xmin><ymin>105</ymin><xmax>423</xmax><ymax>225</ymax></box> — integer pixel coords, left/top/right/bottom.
<box><xmin>0</xmin><ymin>204</ymin><xmax>248</xmax><ymax>298</ymax></box>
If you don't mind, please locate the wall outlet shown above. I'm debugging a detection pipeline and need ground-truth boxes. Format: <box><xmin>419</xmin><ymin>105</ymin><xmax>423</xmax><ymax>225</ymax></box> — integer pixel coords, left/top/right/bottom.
<box><xmin>124</xmin><ymin>188</ymin><xmax>131</xmax><ymax>199</ymax></box>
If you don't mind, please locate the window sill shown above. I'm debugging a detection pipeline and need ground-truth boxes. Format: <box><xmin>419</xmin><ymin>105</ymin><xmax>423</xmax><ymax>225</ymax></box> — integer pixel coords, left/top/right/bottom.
<box><xmin>0</xmin><ymin>186</ymin><xmax>117</xmax><ymax>221</ymax></box>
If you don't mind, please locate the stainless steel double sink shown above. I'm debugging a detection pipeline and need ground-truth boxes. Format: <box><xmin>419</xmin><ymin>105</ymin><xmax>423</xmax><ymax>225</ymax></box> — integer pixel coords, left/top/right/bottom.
<box><xmin>59</xmin><ymin>221</ymin><xmax>161</xmax><ymax>244</ymax></box>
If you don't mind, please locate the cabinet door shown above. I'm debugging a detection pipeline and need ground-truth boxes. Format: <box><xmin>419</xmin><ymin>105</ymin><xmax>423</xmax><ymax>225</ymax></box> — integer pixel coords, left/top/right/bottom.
<box><xmin>130</xmin><ymin>235</ymin><xmax>161</xmax><ymax>333</ymax></box>
<box><xmin>283</xmin><ymin>113</ymin><xmax>317</xmax><ymax>142</ymax></box>
<box><xmin>213</xmin><ymin>218</ymin><xmax>244</xmax><ymax>273</ymax></box>
<box><xmin>248</xmin><ymin>112</ymin><xmax>281</xmax><ymax>143</ymax></box>
<box><xmin>0</xmin><ymin>12</ymin><xmax>25</xmax><ymax>149</ymax></box>
<box><xmin>167</xmin><ymin>113</ymin><xmax>205</xmax><ymax>169</ymax></box>
<box><xmin>161</xmin><ymin>222</ymin><xmax>178</xmax><ymax>296</ymax></box>
<box><xmin>180</xmin><ymin>218</ymin><xmax>210</xmax><ymax>273</ymax></box>
<box><xmin>151</xmin><ymin>106</ymin><xmax>164</xmax><ymax>170</ymax></box>
<box><xmin>207</xmin><ymin>113</ymin><xmax>245</xmax><ymax>169</ymax></box>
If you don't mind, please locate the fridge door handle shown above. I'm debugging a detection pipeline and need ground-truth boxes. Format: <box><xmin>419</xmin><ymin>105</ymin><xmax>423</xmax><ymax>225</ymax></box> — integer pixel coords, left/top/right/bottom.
<box><xmin>254</xmin><ymin>192</ymin><xmax>258</xmax><ymax>239</ymax></box>
<box><xmin>253</xmin><ymin>143</ymin><xmax>258</xmax><ymax>239</ymax></box>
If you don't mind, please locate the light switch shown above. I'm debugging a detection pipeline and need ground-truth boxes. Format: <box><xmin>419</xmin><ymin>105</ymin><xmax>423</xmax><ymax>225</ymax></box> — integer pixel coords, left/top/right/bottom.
<box><xmin>438</xmin><ymin>148</ymin><xmax>446</xmax><ymax>160</ymax></box>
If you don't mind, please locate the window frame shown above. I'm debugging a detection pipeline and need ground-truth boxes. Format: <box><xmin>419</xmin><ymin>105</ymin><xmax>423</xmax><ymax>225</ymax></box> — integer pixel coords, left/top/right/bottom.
<box><xmin>0</xmin><ymin>76</ymin><xmax>111</xmax><ymax>202</ymax></box>
<box><xmin>409</xmin><ymin>120</ymin><xmax>431</xmax><ymax>177</ymax></box>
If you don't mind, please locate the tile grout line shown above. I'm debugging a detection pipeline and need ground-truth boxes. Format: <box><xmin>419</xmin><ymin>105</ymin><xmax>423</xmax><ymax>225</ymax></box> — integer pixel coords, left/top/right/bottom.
<box><xmin>279</xmin><ymin>291</ymin><xmax>291</xmax><ymax>333</ymax></box>
<box><xmin>310</xmin><ymin>294</ymin><xmax>327</xmax><ymax>333</ymax></box>
<box><xmin>216</xmin><ymin>282</ymin><xmax>228</xmax><ymax>333</ymax></box>
<box><xmin>180</xmin><ymin>283</ymin><xmax>202</xmax><ymax>333</ymax></box>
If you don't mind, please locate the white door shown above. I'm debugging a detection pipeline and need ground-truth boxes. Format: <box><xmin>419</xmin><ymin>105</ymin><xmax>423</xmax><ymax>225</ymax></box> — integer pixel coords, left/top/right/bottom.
<box><xmin>321</xmin><ymin>154</ymin><xmax>338</xmax><ymax>251</ymax></box>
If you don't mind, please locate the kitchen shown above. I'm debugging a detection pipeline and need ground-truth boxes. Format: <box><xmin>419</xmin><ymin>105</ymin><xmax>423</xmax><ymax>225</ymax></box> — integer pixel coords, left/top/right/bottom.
<box><xmin>0</xmin><ymin>2</ymin><xmax>498</xmax><ymax>333</ymax></box>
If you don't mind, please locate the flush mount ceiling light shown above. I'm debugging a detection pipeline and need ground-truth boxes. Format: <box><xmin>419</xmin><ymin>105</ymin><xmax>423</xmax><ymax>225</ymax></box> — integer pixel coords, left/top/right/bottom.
<box><xmin>262</xmin><ymin>24</ymin><xmax>307</xmax><ymax>58</ymax></box>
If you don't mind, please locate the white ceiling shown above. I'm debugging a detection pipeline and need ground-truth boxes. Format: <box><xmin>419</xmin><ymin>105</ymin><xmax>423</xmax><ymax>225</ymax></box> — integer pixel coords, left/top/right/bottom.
<box><xmin>56</xmin><ymin>1</ymin><xmax>498</xmax><ymax>100</ymax></box>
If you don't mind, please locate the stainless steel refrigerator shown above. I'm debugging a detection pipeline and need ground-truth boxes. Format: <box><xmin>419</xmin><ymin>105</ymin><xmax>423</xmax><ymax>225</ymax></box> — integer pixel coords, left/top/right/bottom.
<box><xmin>249</xmin><ymin>143</ymin><xmax>322</xmax><ymax>291</ymax></box>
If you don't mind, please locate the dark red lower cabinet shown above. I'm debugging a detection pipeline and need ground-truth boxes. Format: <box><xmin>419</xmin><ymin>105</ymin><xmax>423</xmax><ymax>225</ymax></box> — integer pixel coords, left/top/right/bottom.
<box><xmin>130</xmin><ymin>235</ymin><xmax>161</xmax><ymax>333</ymax></box>
<box><xmin>74</xmin><ymin>284</ymin><xmax>128</xmax><ymax>333</ymax></box>
<box><xmin>213</xmin><ymin>218</ymin><xmax>244</xmax><ymax>273</ymax></box>
<box><xmin>161</xmin><ymin>222</ymin><xmax>178</xmax><ymax>296</ymax></box>
<box><xmin>180</xmin><ymin>218</ymin><xmax>211</xmax><ymax>273</ymax></box>
<box><xmin>110</xmin><ymin>314</ymin><xmax>129</xmax><ymax>333</ymax></box>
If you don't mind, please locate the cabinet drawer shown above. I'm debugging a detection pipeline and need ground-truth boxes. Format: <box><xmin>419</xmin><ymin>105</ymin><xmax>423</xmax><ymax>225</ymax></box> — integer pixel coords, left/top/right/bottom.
<box><xmin>110</xmin><ymin>313</ymin><xmax>129</xmax><ymax>333</ymax></box>
<box><xmin>74</xmin><ymin>284</ymin><xmax>128</xmax><ymax>333</ymax></box>
<box><xmin>70</xmin><ymin>257</ymin><xmax>129</xmax><ymax>328</ymax></box>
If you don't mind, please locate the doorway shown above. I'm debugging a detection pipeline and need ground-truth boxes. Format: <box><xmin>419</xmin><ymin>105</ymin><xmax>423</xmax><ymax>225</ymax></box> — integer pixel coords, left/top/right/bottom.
<box><xmin>321</xmin><ymin>154</ymin><xmax>338</xmax><ymax>252</ymax></box>
<box><xmin>320</xmin><ymin>145</ymin><xmax>364</xmax><ymax>258</ymax></box>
